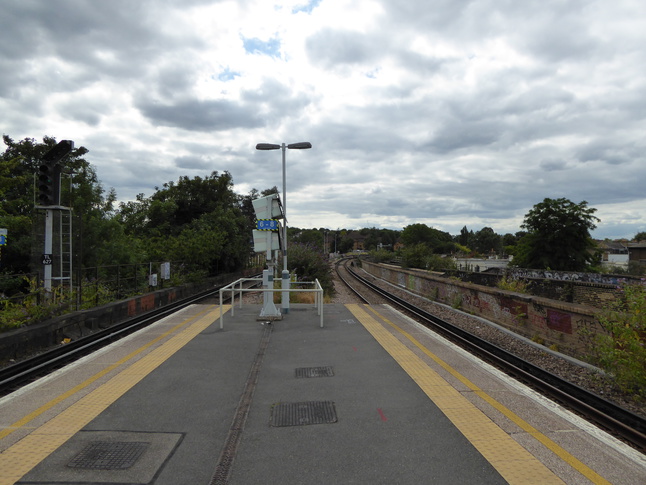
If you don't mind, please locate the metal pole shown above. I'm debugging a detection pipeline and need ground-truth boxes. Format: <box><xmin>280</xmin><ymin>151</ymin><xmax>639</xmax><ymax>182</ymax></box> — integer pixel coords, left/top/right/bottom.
<box><xmin>281</xmin><ymin>143</ymin><xmax>290</xmax><ymax>314</ymax></box>
<box><xmin>281</xmin><ymin>143</ymin><xmax>287</xmax><ymax>273</ymax></box>
<box><xmin>44</xmin><ymin>209</ymin><xmax>53</xmax><ymax>294</ymax></box>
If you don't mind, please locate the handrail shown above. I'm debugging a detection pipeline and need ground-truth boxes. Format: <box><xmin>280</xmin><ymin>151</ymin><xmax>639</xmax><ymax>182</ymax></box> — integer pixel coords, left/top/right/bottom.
<box><xmin>219</xmin><ymin>277</ymin><xmax>324</xmax><ymax>328</ymax></box>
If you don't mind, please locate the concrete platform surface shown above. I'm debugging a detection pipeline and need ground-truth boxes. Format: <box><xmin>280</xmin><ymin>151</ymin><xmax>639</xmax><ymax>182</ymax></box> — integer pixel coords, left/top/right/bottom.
<box><xmin>0</xmin><ymin>303</ymin><xmax>644</xmax><ymax>484</ymax></box>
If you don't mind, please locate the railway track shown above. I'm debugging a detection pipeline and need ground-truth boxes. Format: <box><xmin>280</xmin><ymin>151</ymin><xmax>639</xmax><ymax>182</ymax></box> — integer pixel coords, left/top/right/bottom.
<box><xmin>336</xmin><ymin>257</ymin><xmax>646</xmax><ymax>453</ymax></box>
<box><xmin>0</xmin><ymin>276</ymin><xmax>261</xmax><ymax>397</ymax></box>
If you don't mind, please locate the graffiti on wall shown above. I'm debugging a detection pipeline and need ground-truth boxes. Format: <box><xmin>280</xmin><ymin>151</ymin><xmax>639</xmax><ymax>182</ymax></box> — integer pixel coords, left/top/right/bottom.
<box><xmin>499</xmin><ymin>296</ymin><xmax>528</xmax><ymax>319</ymax></box>
<box><xmin>509</xmin><ymin>268</ymin><xmax>631</xmax><ymax>286</ymax></box>
<box><xmin>546</xmin><ymin>309</ymin><xmax>572</xmax><ymax>334</ymax></box>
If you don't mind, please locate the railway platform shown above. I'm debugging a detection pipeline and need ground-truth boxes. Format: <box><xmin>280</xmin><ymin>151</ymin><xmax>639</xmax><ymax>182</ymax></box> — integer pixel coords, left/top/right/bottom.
<box><xmin>0</xmin><ymin>302</ymin><xmax>644</xmax><ymax>484</ymax></box>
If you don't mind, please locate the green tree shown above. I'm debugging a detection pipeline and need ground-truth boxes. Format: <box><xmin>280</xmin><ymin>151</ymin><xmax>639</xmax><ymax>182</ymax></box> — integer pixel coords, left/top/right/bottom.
<box><xmin>634</xmin><ymin>231</ymin><xmax>646</xmax><ymax>242</ymax></box>
<box><xmin>401</xmin><ymin>223</ymin><xmax>453</xmax><ymax>253</ymax></box>
<box><xmin>116</xmin><ymin>172</ymin><xmax>251</xmax><ymax>274</ymax></box>
<box><xmin>401</xmin><ymin>243</ymin><xmax>431</xmax><ymax>269</ymax></box>
<box><xmin>400</xmin><ymin>243</ymin><xmax>456</xmax><ymax>271</ymax></box>
<box><xmin>472</xmin><ymin>227</ymin><xmax>502</xmax><ymax>255</ymax></box>
<box><xmin>511</xmin><ymin>198</ymin><xmax>600</xmax><ymax>271</ymax></box>
<box><xmin>291</xmin><ymin>228</ymin><xmax>324</xmax><ymax>250</ymax></box>
<box><xmin>287</xmin><ymin>243</ymin><xmax>335</xmax><ymax>296</ymax></box>
<box><xmin>338</xmin><ymin>236</ymin><xmax>355</xmax><ymax>253</ymax></box>
<box><xmin>457</xmin><ymin>225</ymin><xmax>473</xmax><ymax>247</ymax></box>
<box><xmin>1</xmin><ymin>135</ymin><xmax>114</xmax><ymax>272</ymax></box>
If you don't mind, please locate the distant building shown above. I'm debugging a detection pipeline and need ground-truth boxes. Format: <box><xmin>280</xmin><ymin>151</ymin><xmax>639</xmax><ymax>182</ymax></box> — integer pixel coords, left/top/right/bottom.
<box><xmin>596</xmin><ymin>240</ymin><xmax>629</xmax><ymax>269</ymax></box>
<box><xmin>627</xmin><ymin>242</ymin><xmax>646</xmax><ymax>264</ymax></box>
<box><xmin>453</xmin><ymin>257</ymin><xmax>510</xmax><ymax>272</ymax></box>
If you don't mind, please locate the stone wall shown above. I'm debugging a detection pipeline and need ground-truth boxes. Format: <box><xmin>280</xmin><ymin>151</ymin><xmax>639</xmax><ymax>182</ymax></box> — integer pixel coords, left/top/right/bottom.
<box><xmin>445</xmin><ymin>269</ymin><xmax>623</xmax><ymax>308</ymax></box>
<box><xmin>362</xmin><ymin>261</ymin><xmax>603</xmax><ymax>358</ymax></box>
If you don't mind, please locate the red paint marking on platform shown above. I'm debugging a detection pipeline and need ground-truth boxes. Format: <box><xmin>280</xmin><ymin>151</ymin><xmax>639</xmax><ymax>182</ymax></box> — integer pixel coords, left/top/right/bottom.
<box><xmin>352</xmin><ymin>346</ymin><xmax>357</xmax><ymax>351</ymax></box>
<box><xmin>377</xmin><ymin>408</ymin><xmax>387</xmax><ymax>421</ymax></box>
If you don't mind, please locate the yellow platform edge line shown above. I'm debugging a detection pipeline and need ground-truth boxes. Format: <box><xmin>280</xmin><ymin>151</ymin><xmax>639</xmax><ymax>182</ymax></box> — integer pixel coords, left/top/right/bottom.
<box><xmin>0</xmin><ymin>305</ymin><xmax>229</xmax><ymax>485</ymax></box>
<box><xmin>347</xmin><ymin>303</ymin><xmax>583</xmax><ymax>485</ymax></box>
<box><xmin>362</xmin><ymin>304</ymin><xmax>612</xmax><ymax>485</ymax></box>
<box><xmin>0</xmin><ymin>304</ymin><xmax>223</xmax><ymax>442</ymax></box>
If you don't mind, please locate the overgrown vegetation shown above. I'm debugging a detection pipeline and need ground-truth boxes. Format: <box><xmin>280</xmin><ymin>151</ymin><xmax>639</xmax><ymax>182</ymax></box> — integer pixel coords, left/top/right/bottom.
<box><xmin>286</xmin><ymin>243</ymin><xmax>335</xmax><ymax>298</ymax></box>
<box><xmin>400</xmin><ymin>244</ymin><xmax>456</xmax><ymax>271</ymax></box>
<box><xmin>587</xmin><ymin>282</ymin><xmax>646</xmax><ymax>398</ymax></box>
<box><xmin>496</xmin><ymin>275</ymin><xmax>529</xmax><ymax>294</ymax></box>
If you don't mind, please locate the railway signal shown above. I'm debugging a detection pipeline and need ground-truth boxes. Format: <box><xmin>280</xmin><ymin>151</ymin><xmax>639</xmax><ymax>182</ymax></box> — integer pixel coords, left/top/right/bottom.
<box><xmin>37</xmin><ymin>140</ymin><xmax>74</xmax><ymax>294</ymax></box>
<box><xmin>37</xmin><ymin>162</ymin><xmax>61</xmax><ymax>206</ymax></box>
<box><xmin>37</xmin><ymin>140</ymin><xmax>74</xmax><ymax>207</ymax></box>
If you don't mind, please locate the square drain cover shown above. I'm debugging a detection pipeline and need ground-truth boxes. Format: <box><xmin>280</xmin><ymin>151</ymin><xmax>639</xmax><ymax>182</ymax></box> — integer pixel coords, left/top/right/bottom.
<box><xmin>295</xmin><ymin>366</ymin><xmax>334</xmax><ymax>378</ymax></box>
<box><xmin>271</xmin><ymin>401</ymin><xmax>338</xmax><ymax>427</ymax></box>
<box><xmin>67</xmin><ymin>441</ymin><xmax>149</xmax><ymax>470</ymax></box>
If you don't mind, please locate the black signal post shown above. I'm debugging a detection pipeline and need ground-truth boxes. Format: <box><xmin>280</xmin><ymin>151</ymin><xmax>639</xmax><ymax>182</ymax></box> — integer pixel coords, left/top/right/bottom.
<box><xmin>37</xmin><ymin>162</ymin><xmax>61</xmax><ymax>206</ymax></box>
<box><xmin>37</xmin><ymin>139</ymin><xmax>73</xmax><ymax>208</ymax></box>
<box><xmin>37</xmin><ymin>139</ymin><xmax>74</xmax><ymax>294</ymax></box>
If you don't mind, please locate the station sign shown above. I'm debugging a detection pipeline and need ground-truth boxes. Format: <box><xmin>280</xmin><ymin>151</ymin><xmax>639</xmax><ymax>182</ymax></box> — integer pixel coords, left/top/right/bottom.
<box><xmin>256</xmin><ymin>219</ymin><xmax>279</xmax><ymax>231</ymax></box>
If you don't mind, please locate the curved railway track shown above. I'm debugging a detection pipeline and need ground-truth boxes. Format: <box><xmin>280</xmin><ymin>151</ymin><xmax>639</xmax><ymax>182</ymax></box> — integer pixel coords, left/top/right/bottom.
<box><xmin>336</xmin><ymin>257</ymin><xmax>646</xmax><ymax>453</ymax></box>
<box><xmin>0</xmin><ymin>276</ymin><xmax>261</xmax><ymax>397</ymax></box>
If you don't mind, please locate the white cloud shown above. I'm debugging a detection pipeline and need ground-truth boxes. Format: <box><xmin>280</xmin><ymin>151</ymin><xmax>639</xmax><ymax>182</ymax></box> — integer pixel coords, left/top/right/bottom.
<box><xmin>2</xmin><ymin>0</ymin><xmax>646</xmax><ymax>240</ymax></box>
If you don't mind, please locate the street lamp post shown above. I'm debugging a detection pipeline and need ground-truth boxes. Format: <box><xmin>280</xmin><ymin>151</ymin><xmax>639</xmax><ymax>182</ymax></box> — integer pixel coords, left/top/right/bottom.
<box><xmin>256</xmin><ymin>141</ymin><xmax>312</xmax><ymax>314</ymax></box>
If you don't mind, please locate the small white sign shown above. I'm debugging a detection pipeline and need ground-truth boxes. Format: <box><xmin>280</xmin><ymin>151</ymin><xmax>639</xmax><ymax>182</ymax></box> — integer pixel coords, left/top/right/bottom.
<box><xmin>161</xmin><ymin>262</ymin><xmax>171</xmax><ymax>280</ymax></box>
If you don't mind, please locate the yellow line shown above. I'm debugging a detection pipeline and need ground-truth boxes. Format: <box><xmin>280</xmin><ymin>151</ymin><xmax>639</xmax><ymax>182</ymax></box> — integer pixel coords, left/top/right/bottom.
<box><xmin>0</xmin><ymin>305</ymin><xmax>229</xmax><ymax>485</ymax></box>
<box><xmin>0</xmin><ymin>304</ymin><xmax>218</xmax><ymax>441</ymax></box>
<box><xmin>348</xmin><ymin>304</ymin><xmax>613</xmax><ymax>485</ymax></box>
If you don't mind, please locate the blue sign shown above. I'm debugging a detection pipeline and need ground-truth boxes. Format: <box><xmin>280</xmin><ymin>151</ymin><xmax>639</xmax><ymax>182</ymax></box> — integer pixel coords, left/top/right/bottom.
<box><xmin>0</xmin><ymin>235</ymin><xmax>6</xmax><ymax>246</ymax></box>
<box><xmin>256</xmin><ymin>219</ymin><xmax>279</xmax><ymax>231</ymax></box>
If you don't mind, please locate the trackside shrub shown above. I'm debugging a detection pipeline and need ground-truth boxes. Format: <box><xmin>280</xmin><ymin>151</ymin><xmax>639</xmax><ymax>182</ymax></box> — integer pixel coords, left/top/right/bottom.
<box><xmin>497</xmin><ymin>275</ymin><xmax>529</xmax><ymax>294</ymax></box>
<box><xmin>285</xmin><ymin>243</ymin><xmax>335</xmax><ymax>297</ymax></box>
<box><xmin>590</xmin><ymin>281</ymin><xmax>646</xmax><ymax>398</ymax></box>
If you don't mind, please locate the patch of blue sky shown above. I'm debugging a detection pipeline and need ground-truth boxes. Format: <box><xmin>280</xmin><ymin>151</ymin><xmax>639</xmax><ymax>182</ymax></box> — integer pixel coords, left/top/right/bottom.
<box><xmin>242</xmin><ymin>36</ymin><xmax>282</xmax><ymax>58</ymax></box>
<box><xmin>217</xmin><ymin>67</ymin><xmax>240</xmax><ymax>82</ymax></box>
<box><xmin>292</xmin><ymin>0</ymin><xmax>322</xmax><ymax>14</ymax></box>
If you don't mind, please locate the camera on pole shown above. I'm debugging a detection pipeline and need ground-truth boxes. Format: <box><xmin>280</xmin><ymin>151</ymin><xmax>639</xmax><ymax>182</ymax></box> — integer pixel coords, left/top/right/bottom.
<box><xmin>37</xmin><ymin>140</ymin><xmax>74</xmax><ymax>207</ymax></box>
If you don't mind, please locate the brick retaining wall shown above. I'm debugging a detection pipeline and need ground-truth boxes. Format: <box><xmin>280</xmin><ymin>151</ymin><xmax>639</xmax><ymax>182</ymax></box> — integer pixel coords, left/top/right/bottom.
<box><xmin>362</xmin><ymin>261</ymin><xmax>603</xmax><ymax>358</ymax></box>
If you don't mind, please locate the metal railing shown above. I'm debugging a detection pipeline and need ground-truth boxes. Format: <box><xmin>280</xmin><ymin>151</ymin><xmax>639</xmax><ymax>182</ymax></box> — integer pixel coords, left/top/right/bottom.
<box><xmin>219</xmin><ymin>277</ymin><xmax>324</xmax><ymax>328</ymax></box>
<box><xmin>75</xmin><ymin>261</ymin><xmax>192</xmax><ymax>309</ymax></box>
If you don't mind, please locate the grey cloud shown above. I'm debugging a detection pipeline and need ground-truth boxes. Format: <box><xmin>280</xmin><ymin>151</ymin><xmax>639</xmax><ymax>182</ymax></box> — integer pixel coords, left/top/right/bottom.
<box><xmin>305</xmin><ymin>29</ymin><xmax>386</xmax><ymax>68</ymax></box>
<box><xmin>424</xmin><ymin>120</ymin><xmax>502</xmax><ymax>153</ymax></box>
<box><xmin>174</xmin><ymin>156</ymin><xmax>212</xmax><ymax>170</ymax></box>
<box><xmin>3</xmin><ymin>0</ymin><xmax>645</xmax><ymax>240</ymax></box>
<box><xmin>539</xmin><ymin>159</ymin><xmax>567</xmax><ymax>171</ymax></box>
<box><xmin>576</xmin><ymin>140</ymin><xmax>640</xmax><ymax>166</ymax></box>
<box><xmin>137</xmin><ymin>98</ymin><xmax>264</xmax><ymax>131</ymax></box>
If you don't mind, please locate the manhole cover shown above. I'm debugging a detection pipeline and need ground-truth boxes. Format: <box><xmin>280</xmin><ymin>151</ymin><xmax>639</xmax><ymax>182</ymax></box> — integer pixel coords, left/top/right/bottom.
<box><xmin>67</xmin><ymin>441</ymin><xmax>149</xmax><ymax>470</ymax></box>
<box><xmin>271</xmin><ymin>401</ymin><xmax>338</xmax><ymax>427</ymax></box>
<box><xmin>295</xmin><ymin>366</ymin><xmax>334</xmax><ymax>378</ymax></box>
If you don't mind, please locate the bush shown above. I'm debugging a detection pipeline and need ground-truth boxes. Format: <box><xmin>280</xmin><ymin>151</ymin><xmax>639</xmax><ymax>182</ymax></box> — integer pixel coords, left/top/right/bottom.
<box><xmin>497</xmin><ymin>275</ymin><xmax>529</xmax><ymax>294</ymax></box>
<box><xmin>286</xmin><ymin>243</ymin><xmax>336</xmax><ymax>297</ymax></box>
<box><xmin>400</xmin><ymin>244</ymin><xmax>456</xmax><ymax>271</ymax></box>
<box><xmin>590</xmin><ymin>281</ymin><xmax>646</xmax><ymax>397</ymax></box>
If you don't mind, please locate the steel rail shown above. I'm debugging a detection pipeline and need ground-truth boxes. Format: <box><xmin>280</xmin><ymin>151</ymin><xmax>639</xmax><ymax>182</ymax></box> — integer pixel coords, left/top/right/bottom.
<box><xmin>0</xmin><ymin>276</ymin><xmax>261</xmax><ymax>396</ymax></box>
<box><xmin>338</xmin><ymin>258</ymin><xmax>646</xmax><ymax>452</ymax></box>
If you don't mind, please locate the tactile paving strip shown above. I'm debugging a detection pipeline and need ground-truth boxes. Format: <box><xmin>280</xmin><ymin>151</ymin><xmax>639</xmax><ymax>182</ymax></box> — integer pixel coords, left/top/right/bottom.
<box><xmin>67</xmin><ymin>441</ymin><xmax>149</xmax><ymax>470</ymax></box>
<box><xmin>271</xmin><ymin>401</ymin><xmax>338</xmax><ymax>427</ymax></box>
<box><xmin>295</xmin><ymin>366</ymin><xmax>334</xmax><ymax>378</ymax></box>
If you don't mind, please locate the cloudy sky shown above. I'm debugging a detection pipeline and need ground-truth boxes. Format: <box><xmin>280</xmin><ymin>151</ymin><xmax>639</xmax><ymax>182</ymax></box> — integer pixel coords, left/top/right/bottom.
<box><xmin>2</xmin><ymin>0</ymin><xmax>645</xmax><ymax>239</ymax></box>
